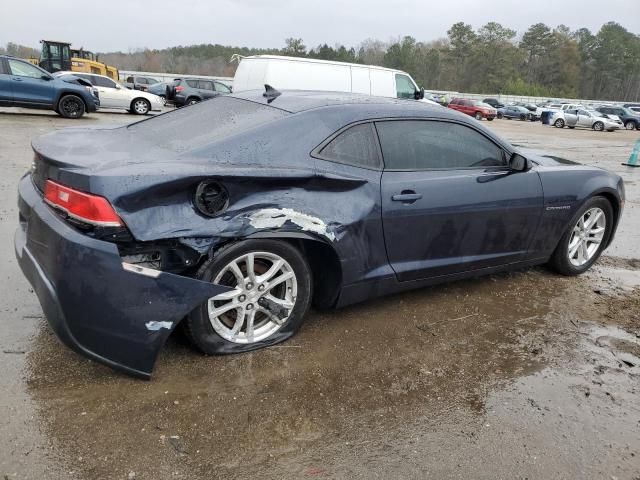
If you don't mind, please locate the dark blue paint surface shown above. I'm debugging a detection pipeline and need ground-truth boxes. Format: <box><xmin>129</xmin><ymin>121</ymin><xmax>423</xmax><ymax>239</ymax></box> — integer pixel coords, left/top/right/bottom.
<box><xmin>16</xmin><ymin>90</ymin><xmax>625</xmax><ymax>378</ymax></box>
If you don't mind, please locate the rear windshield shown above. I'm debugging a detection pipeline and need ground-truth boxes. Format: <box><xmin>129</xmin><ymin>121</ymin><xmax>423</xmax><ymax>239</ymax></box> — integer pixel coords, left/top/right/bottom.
<box><xmin>127</xmin><ymin>96</ymin><xmax>289</xmax><ymax>153</ymax></box>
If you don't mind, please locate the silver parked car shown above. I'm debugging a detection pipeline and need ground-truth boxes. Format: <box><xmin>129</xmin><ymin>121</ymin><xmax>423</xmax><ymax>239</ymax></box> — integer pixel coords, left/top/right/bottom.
<box><xmin>551</xmin><ymin>108</ymin><xmax>622</xmax><ymax>132</ymax></box>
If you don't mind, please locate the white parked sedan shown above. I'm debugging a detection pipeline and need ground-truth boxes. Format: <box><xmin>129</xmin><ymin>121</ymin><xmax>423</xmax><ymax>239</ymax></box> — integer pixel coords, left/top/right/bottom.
<box><xmin>550</xmin><ymin>108</ymin><xmax>622</xmax><ymax>132</ymax></box>
<box><xmin>53</xmin><ymin>72</ymin><xmax>164</xmax><ymax>114</ymax></box>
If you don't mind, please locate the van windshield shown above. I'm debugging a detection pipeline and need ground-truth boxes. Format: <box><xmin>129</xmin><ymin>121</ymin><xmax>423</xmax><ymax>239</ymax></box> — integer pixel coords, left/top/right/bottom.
<box><xmin>127</xmin><ymin>96</ymin><xmax>289</xmax><ymax>153</ymax></box>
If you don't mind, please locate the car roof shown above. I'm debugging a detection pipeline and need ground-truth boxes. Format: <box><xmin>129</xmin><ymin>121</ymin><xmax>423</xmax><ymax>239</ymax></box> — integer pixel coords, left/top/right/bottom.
<box><xmin>230</xmin><ymin>89</ymin><xmax>446</xmax><ymax>115</ymax></box>
<box><xmin>54</xmin><ymin>70</ymin><xmax>114</xmax><ymax>81</ymax></box>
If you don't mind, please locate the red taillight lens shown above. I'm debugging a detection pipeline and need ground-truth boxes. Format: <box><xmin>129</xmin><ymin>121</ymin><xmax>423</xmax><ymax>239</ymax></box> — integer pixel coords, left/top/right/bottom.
<box><xmin>44</xmin><ymin>180</ymin><xmax>123</xmax><ymax>227</ymax></box>
<box><xmin>175</xmin><ymin>86</ymin><xmax>184</xmax><ymax>92</ymax></box>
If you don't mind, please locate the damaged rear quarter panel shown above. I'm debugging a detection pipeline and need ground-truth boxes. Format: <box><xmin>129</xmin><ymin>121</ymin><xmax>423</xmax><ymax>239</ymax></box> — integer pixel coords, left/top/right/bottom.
<box><xmin>88</xmin><ymin>108</ymin><xmax>393</xmax><ymax>288</ymax></box>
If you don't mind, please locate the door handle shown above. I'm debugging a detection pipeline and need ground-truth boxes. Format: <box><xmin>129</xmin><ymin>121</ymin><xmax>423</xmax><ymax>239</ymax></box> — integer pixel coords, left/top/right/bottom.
<box><xmin>12</xmin><ymin>77</ymin><xmax>23</xmax><ymax>81</ymax></box>
<box><xmin>392</xmin><ymin>191</ymin><xmax>422</xmax><ymax>203</ymax></box>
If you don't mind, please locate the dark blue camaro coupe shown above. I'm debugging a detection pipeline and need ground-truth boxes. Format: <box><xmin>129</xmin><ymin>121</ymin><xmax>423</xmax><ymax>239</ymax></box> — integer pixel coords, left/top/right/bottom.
<box><xmin>16</xmin><ymin>89</ymin><xmax>625</xmax><ymax>378</ymax></box>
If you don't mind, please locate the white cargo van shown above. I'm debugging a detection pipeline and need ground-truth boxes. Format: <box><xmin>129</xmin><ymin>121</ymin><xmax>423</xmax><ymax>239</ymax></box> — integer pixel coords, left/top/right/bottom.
<box><xmin>232</xmin><ymin>55</ymin><xmax>431</xmax><ymax>103</ymax></box>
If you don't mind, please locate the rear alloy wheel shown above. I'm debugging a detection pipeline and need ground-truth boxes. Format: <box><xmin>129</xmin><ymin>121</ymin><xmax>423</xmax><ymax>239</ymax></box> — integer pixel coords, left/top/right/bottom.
<box><xmin>474</xmin><ymin>111</ymin><xmax>483</xmax><ymax>121</ymax></box>
<box><xmin>593</xmin><ymin>121</ymin><xmax>604</xmax><ymax>132</ymax></box>
<box><xmin>548</xmin><ymin>196</ymin><xmax>613</xmax><ymax>275</ymax></box>
<box><xmin>184</xmin><ymin>240</ymin><xmax>312</xmax><ymax>354</ymax></box>
<box><xmin>554</xmin><ymin>118</ymin><xmax>565</xmax><ymax>128</ymax></box>
<box><xmin>131</xmin><ymin>98</ymin><xmax>150</xmax><ymax>115</ymax></box>
<box><xmin>57</xmin><ymin>95</ymin><xmax>85</xmax><ymax>119</ymax></box>
<box><xmin>187</xmin><ymin>97</ymin><xmax>200</xmax><ymax>106</ymax></box>
<box><xmin>624</xmin><ymin>121</ymin><xmax>636</xmax><ymax>130</ymax></box>
<box><xmin>519</xmin><ymin>114</ymin><xmax>526</xmax><ymax>121</ymax></box>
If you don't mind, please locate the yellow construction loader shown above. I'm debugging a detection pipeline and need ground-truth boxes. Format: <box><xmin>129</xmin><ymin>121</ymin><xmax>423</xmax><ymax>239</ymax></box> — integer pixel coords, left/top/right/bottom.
<box><xmin>29</xmin><ymin>40</ymin><xmax>119</xmax><ymax>80</ymax></box>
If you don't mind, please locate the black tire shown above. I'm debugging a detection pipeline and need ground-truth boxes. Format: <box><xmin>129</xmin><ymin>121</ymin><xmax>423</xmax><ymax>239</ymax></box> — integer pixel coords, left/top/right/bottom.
<box><xmin>624</xmin><ymin>121</ymin><xmax>636</xmax><ymax>131</ymax></box>
<box><xmin>548</xmin><ymin>196</ymin><xmax>614</xmax><ymax>276</ymax></box>
<box><xmin>568</xmin><ymin>126</ymin><xmax>575</xmax><ymax>129</ymax></box>
<box><xmin>165</xmin><ymin>85</ymin><xmax>175</xmax><ymax>100</ymax></box>
<box><xmin>554</xmin><ymin>118</ymin><xmax>565</xmax><ymax>128</ymax></box>
<box><xmin>130</xmin><ymin>98</ymin><xmax>150</xmax><ymax>115</ymax></box>
<box><xmin>57</xmin><ymin>95</ymin><xmax>85</xmax><ymax>119</ymax></box>
<box><xmin>487</xmin><ymin>117</ymin><xmax>494</xmax><ymax>121</ymax></box>
<box><xmin>593</xmin><ymin>121</ymin><xmax>604</xmax><ymax>131</ymax></box>
<box><xmin>474</xmin><ymin>111</ymin><xmax>483</xmax><ymax>121</ymax></box>
<box><xmin>186</xmin><ymin>97</ymin><xmax>200</xmax><ymax>106</ymax></box>
<box><xmin>519</xmin><ymin>114</ymin><xmax>526</xmax><ymax>121</ymax></box>
<box><xmin>497</xmin><ymin>112</ymin><xmax>503</xmax><ymax>119</ymax></box>
<box><xmin>183</xmin><ymin>239</ymin><xmax>313</xmax><ymax>355</ymax></box>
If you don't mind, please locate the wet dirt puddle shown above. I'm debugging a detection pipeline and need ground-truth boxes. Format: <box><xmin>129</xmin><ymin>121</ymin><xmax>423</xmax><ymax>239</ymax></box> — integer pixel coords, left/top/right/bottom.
<box><xmin>23</xmin><ymin>267</ymin><xmax>640</xmax><ymax>479</ymax></box>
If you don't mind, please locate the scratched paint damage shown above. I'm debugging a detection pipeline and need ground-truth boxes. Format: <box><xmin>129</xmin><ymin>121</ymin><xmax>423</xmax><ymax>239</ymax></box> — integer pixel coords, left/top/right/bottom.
<box><xmin>248</xmin><ymin>208</ymin><xmax>336</xmax><ymax>241</ymax></box>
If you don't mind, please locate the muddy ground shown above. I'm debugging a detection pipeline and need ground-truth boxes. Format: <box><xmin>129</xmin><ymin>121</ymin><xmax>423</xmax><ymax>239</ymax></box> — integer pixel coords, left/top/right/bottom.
<box><xmin>1</xmin><ymin>109</ymin><xmax>639</xmax><ymax>480</ymax></box>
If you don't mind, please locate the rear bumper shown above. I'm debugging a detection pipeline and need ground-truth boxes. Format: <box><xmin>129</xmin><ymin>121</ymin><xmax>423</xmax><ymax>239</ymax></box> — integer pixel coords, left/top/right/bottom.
<box><xmin>15</xmin><ymin>175</ymin><xmax>229</xmax><ymax>379</ymax></box>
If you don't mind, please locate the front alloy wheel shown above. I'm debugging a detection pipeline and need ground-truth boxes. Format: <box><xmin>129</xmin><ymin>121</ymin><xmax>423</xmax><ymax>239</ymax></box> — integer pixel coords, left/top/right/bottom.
<box><xmin>548</xmin><ymin>196</ymin><xmax>613</xmax><ymax>276</ymax></box>
<box><xmin>474</xmin><ymin>112</ymin><xmax>483</xmax><ymax>121</ymax></box>
<box><xmin>567</xmin><ymin>208</ymin><xmax>606</xmax><ymax>267</ymax></box>
<box><xmin>184</xmin><ymin>240</ymin><xmax>312</xmax><ymax>354</ymax></box>
<box><xmin>58</xmin><ymin>95</ymin><xmax>85</xmax><ymax>119</ymax></box>
<box><xmin>132</xmin><ymin>98</ymin><xmax>150</xmax><ymax>115</ymax></box>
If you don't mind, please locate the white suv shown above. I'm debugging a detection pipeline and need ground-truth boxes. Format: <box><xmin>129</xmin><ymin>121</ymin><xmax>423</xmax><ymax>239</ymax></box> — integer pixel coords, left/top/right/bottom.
<box><xmin>54</xmin><ymin>72</ymin><xmax>164</xmax><ymax>114</ymax></box>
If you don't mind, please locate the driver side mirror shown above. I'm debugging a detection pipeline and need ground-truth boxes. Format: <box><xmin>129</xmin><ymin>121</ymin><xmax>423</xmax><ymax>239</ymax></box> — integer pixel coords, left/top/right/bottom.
<box><xmin>41</xmin><ymin>74</ymin><xmax>52</xmax><ymax>81</ymax></box>
<box><xmin>414</xmin><ymin>87</ymin><xmax>425</xmax><ymax>100</ymax></box>
<box><xmin>509</xmin><ymin>153</ymin><xmax>531</xmax><ymax>172</ymax></box>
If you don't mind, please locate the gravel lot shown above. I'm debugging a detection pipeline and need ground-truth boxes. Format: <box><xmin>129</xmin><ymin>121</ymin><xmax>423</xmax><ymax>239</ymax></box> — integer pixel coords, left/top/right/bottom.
<box><xmin>1</xmin><ymin>108</ymin><xmax>639</xmax><ymax>480</ymax></box>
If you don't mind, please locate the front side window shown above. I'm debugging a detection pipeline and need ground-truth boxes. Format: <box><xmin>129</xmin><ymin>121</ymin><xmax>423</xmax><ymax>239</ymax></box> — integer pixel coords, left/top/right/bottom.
<box><xmin>8</xmin><ymin>59</ymin><xmax>45</xmax><ymax>78</ymax></box>
<box><xmin>376</xmin><ymin>120</ymin><xmax>505</xmax><ymax>170</ymax></box>
<box><xmin>214</xmin><ymin>82</ymin><xmax>232</xmax><ymax>93</ymax></box>
<box><xmin>317</xmin><ymin>123</ymin><xmax>381</xmax><ymax>169</ymax></box>
<box><xmin>395</xmin><ymin>74</ymin><xmax>416</xmax><ymax>99</ymax></box>
<box><xmin>198</xmin><ymin>80</ymin><xmax>214</xmax><ymax>91</ymax></box>
<box><xmin>126</xmin><ymin>76</ymin><xmax>134</xmax><ymax>83</ymax></box>
<box><xmin>186</xmin><ymin>79</ymin><xmax>199</xmax><ymax>88</ymax></box>
<box><xmin>94</xmin><ymin>76</ymin><xmax>116</xmax><ymax>88</ymax></box>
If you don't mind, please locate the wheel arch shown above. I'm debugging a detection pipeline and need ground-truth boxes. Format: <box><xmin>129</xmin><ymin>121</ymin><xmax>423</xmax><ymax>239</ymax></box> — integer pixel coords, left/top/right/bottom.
<box><xmin>55</xmin><ymin>90</ymin><xmax>89</xmax><ymax>112</ymax></box>
<box><xmin>226</xmin><ymin>231</ymin><xmax>343</xmax><ymax>309</ymax></box>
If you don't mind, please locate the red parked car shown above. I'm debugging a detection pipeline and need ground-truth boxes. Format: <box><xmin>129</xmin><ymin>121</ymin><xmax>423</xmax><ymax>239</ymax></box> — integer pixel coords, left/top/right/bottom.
<box><xmin>448</xmin><ymin>98</ymin><xmax>496</xmax><ymax>121</ymax></box>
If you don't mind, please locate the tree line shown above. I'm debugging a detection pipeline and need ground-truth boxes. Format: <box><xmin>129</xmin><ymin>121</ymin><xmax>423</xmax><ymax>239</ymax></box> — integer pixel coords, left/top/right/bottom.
<box><xmin>3</xmin><ymin>21</ymin><xmax>639</xmax><ymax>101</ymax></box>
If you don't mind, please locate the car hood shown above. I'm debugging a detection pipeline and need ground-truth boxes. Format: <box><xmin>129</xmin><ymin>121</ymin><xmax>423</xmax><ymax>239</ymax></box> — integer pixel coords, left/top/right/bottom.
<box><xmin>516</xmin><ymin>147</ymin><xmax>582</xmax><ymax>167</ymax></box>
<box><xmin>55</xmin><ymin>75</ymin><xmax>93</xmax><ymax>89</ymax></box>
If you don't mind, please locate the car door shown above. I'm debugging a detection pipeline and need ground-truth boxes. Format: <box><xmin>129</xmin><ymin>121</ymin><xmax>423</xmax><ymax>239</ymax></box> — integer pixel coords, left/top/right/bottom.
<box><xmin>93</xmin><ymin>75</ymin><xmax>127</xmax><ymax>108</ymax></box>
<box><xmin>6</xmin><ymin>59</ymin><xmax>54</xmax><ymax>107</ymax></box>
<box><xmin>564</xmin><ymin>109</ymin><xmax>579</xmax><ymax>127</ymax></box>
<box><xmin>198</xmin><ymin>80</ymin><xmax>217</xmax><ymax>99</ymax></box>
<box><xmin>0</xmin><ymin>58</ymin><xmax>13</xmax><ymax>106</ymax></box>
<box><xmin>577</xmin><ymin>109</ymin><xmax>593</xmax><ymax>127</ymax></box>
<box><xmin>378</xmin><ymin>119</ymin><xmax>544</xmax><ymax>281</ymax></box>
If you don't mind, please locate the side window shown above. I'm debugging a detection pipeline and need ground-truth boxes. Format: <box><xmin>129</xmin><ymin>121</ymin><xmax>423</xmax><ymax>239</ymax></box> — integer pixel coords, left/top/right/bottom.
<box><xmin>126</xmin><ymin>76</ymin><xmax>134</xmax><ymax>83</ymax></box>
<box><xmin>317</xmin><ymin>123</ymin><xmax>381</xmax><ymax>169</ymax></box>
<box><xmin>395</xmin><ymin>74</ymin><xmax>415</xmax><ymax>99</ymax></box>
<box><xmin>376</xmin><ymin>120</ymin><xmax>505</xmax><ymax>170</ymax></box>
<box><xmin>94</xmin><ymin>76</ymin><xmax>116</xmax><ymax>88</ymax></box>
<box><xmin>199</xmin><ymin>80</ymin><xmax>214</xmax><ymax>90</ymax></box>
<box><xmin>214</xmin><ymin>82</ymin><xmax>232</xmax><ymax>93</ymax></box>
<box><xmin>578</xmin><ymin>109</ymin><xmax>589</xmax><ymax>116</ymax></box>
<box><xmin>8</xmin><ymin>59</ymin><xmax>45</xmax><ymax>79</ymax></box>
<box><xmin>186</xmin><ymin>79</ymin><xmax>199</xmax><ymax>88</ymax></box>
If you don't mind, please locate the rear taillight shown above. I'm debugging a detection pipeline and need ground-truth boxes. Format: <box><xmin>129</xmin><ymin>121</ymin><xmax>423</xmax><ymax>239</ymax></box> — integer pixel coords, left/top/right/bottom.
<box><xmin>44</xmin><ymin>180</ymin><xmax>123</xmax><ymax>227</ymax></box>
<box><xmin>175</xmin><ymin>86</ymin><xmax>184</xmax><ymax>92</ymax></box>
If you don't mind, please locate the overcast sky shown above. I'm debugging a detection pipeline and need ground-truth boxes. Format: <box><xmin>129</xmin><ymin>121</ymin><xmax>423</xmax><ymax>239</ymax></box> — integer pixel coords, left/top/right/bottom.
<box><xmin>2</xmin><ymin>0</ymin><xmax>639</xmax><ymax>53</ymax></box>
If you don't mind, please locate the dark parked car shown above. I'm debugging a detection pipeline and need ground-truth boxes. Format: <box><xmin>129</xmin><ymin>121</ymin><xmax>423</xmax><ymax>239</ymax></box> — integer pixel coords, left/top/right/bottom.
<box><xmin>497</xmin><ymin>105</ymin><xmax>537</xmax><ymax>121</ymax></box>
<box><xmin>124</xmin><ymin>75</ymin><xmax>159</xmax><ymax>92</ymax></box>
<box><xmin>0</xmin><ymin>55</ymin><xmax>99</xmax><ymax>118</ymax></box>
<box><xmin>147</xmin><ymin>81</ymin><xmax>170</xmax><ymax>101</ymax></box>
<box><xmin>16</xmin><ymin>90</ymin><xmax>624</xmax><ymax>378</ymax></box>
<box><xmin>596</xmin><ymin>105</ymin><xmax>640</xmax><ymax>131</ymax></box>
<box><xmin>623</xmin><ymin>103</ymin><xmax>640</xmax><ymax>114</ymax></box>
<box><xmin>483</xmin><ymin>97</ymin><xmax>504</xmax><ymax>109</ymax></box>
<box><xmin>165</xmin><ymin>77</ymin><xmax>231</xmax><ymax>106</ymax></box>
